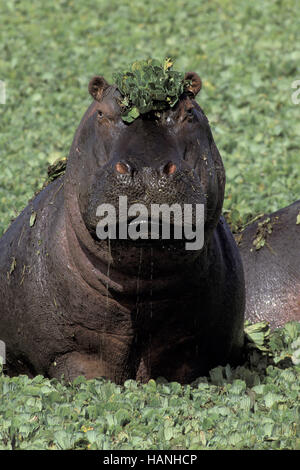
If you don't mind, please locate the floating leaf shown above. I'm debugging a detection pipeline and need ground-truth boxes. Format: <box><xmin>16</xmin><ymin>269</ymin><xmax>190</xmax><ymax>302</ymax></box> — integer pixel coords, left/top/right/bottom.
<box><xmin>9</xmin><ymin>256</ymin><xmax>16</xmax><ymax>275</ymax></box>
<box><xmin>291</xmin><ymin>337</ymin><xmax>300</xmax><ymax>365</ymax></box>
<box><xmin>252</xmin><ymin>217</ymin><xmax>274</xmax><ymax>250</ymax></box>
<box><xmin>244</xmin><ymin>321</ymin><xmax>271</xmax><ymax>352</ymax></box>
<box><xmin>209</xmin><ymin>366</ymin><xmax>224</xmax><ymax>386</ymax></box>
<box><xmin>121</xmin><ymin>106</ymin><xmax>140</xmax><ymax>123</ymax></box>
<box><xmin>29</xmin><ymin>212</ymin><xmax>36</xmax><ymax>227</ymax></box>
<box><xmin>264</xmin><ymin>392</ymin><xmax>282</xmax><ymax>408</ymax></box>
<box><xmin>164</xmin><ymin>424</ymin><xmax>174</xmax><ymax>441</ymax></box>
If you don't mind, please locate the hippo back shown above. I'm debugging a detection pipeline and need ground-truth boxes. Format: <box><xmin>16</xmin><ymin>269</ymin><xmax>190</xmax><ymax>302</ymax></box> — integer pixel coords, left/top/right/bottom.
<box><xmin>238</xmin><ymin>200</ymin><xmax>300</xmax><ymax>329</ymax></box>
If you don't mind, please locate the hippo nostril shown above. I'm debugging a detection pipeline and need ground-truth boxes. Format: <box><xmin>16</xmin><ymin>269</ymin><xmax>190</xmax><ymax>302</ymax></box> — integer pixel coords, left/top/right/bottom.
<box><xmin>162</xmin><ymin>161</ymin><xmax>177</xmax><ymax>176</ymax></box>
<box><xmin>115</xmin><ymin>161</ymin><xmax>131</xmax><ymax>175</ymax></box>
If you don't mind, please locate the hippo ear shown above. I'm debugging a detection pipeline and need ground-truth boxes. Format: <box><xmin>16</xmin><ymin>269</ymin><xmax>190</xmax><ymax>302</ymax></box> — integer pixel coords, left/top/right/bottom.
<box><xmin>88</xmin><ymin>76</ymin><xmax>110</xmax><ymax>101</ymax></box>
<box><xmin>184</xmin><ymin>72</ymin><xmax>202</xmax><ymax>97</ymax></box>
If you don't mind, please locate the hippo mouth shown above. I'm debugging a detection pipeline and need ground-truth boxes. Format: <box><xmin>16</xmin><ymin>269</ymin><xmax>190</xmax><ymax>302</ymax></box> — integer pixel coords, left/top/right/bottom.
<box><xmin>125</xmin><ymin>216</ymin><xmax>197</xmax><ymax>241</ymax></box>
<box><xmin>89</xmin><ymin>217</ymin><xmax>175</xmax><ymax>241</ymax></box>
<box><xmin>87</xmin><ymin>214</ymin><xmax>203</xmax><ymax>253</ymax></box>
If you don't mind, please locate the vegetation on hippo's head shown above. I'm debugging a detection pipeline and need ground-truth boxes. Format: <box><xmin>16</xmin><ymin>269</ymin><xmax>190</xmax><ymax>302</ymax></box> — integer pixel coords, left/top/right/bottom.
<box><xmin>112</xmin><ymin>58</ymin><xmax>190</xmax><ymax>123</ymax></box>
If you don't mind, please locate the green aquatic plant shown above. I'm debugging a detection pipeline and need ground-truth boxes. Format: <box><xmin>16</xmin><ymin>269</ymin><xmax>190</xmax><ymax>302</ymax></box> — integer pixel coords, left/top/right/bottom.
<box><xmin>113</xmin><ymin>58</ymin><xmax>190</xmax><ymax>123</ymax></box>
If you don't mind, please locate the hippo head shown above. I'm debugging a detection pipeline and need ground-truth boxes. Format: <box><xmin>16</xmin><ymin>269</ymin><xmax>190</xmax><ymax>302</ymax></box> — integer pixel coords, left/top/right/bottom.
<box><xmin>64</xmin><ymin>72</ymin><xmax>225</xmax><ymax>276</ymax></box>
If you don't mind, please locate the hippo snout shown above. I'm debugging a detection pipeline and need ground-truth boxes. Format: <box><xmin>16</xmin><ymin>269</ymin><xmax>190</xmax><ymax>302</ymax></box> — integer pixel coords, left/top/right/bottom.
<box><xmin>82</xmin><ymin>159</ymin><xmax>206</xmax><ymax>239</ymax></box>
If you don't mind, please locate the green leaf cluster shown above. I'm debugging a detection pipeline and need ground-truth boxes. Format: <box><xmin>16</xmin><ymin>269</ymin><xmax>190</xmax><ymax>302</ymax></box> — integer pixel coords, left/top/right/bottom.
<box><xmin>112</xmin><ymin>58</ymin><xmax>187</xmax><ymax>122</ymax></box>
<box><xmin>46</xmin><ymin>157</ymin><xmax>67</xmax><ymax>184</ymax></box>
<box><xmin>0</xmin><ymin>321</ymin><xmax>299</xmax><ymax>450</ymax></box>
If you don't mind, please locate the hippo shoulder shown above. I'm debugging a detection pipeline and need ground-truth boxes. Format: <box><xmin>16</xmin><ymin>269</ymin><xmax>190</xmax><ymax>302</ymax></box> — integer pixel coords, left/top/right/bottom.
<box><xmin>0</xmin><ymin>177</ymin><xmax>65</xmax><ymax>272</ymax></box>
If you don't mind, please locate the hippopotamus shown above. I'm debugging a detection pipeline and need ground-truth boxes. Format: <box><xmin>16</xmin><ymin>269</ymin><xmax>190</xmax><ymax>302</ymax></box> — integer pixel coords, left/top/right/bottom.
<box><xmin>0</xmin><ymin>72</ymin><xmax>246</xmax><ymax>383</ymax></box>
<box><xmin>238</xmin><ymin>200</ymin><xmax>300</xmax><ymax>330</ymax></box>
